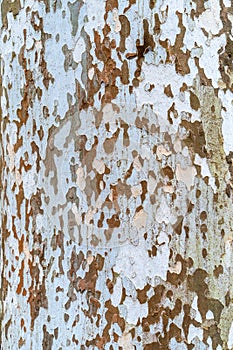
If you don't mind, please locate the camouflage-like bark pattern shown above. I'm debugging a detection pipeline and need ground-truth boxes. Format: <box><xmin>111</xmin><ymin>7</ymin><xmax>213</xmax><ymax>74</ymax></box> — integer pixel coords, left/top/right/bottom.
<box><xmin>1</xmin><ymin>0</ymin><xmax>233</xmax><ymax>349</ymax></box>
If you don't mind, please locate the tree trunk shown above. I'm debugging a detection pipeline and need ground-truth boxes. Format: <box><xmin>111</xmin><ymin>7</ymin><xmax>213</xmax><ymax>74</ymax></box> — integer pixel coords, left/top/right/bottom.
<box><xmin>1</xmin><ymin>1</ymin><xmax>233</xmax><ymax>349</ymax></box>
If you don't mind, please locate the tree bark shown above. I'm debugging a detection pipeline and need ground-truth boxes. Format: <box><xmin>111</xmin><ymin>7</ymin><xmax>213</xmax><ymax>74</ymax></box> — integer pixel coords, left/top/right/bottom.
<box><xmin>1</xmin><ymin>1</ymin><xmax>233</xmax><ymax>349</ymax></box>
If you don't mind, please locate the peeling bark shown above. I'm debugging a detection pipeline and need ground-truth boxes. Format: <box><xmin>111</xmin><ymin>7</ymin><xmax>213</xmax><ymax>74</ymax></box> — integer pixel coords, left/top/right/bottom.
<box><xmin>1</xmin><ymin>1</ymin><xmax>233</xmax><ymax>349</ymax></box>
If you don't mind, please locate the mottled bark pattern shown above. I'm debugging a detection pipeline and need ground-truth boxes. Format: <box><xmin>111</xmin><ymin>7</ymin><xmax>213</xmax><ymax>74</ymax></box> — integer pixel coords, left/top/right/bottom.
<box><xmin>1</xmin><ymin>0</ymin><xmax>233</xmax><ymax>349</ymax></box>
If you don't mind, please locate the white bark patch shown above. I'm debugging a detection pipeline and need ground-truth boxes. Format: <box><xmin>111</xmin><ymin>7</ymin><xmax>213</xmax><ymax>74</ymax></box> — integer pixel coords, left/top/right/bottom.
<box><xmin>133</xmin><ymin>156</ymin><xmax>142</xmax><ymax>171</ymax></box>
<box><xmin>188</xmin><ymin>324</ymin><xmax>203</xmax><ymax>344</ymax></box>
<box><xmin>131</xmin><ymin>184</ymin><xmax>142</xmax><ymax>198</ymax></box>
<box><xmin>148</xmin><ymin>175</ymin><xmax>157</xmax><ymax>194</ymax></box>
<box><xmin>23</xmin><ymin>241</ymin><xmax>32</xmax><ymax>273</ymax></box>
<box><xmin>114</xmin><ymin>237</ymin><xmax>169</xmax><ymax>289</ymax></box>
<box><xmin>169</xmin><ymin>261</ymin><xmax>182</xmax><ymax>274</ymax></box>
<box><xmin>118</xmin><ymin>331</ymin><xmax>134</xmax><ymax>350</ymax></box>
<box><xmin>176</xmin><ymin>164</ymin><xmax>197</xmax><ymax>190</ymax></box>
<box><xmin>163</xmin><ymin>185</ymin><xmax>174</xmax><ymax>193</ymax></box>
<box><xmin>54</xmin><ymin>121</ymin><xmax>71</xmax><ymax>149</ymax></box>
<box><xmin>156</xmin><ymin>197</ymin><xmax>173</xmax><ymax>224</ymax></box>
<box><xmin>73</xmin><ymin>37</ymin><xmax>86</xmax><ymax>63</ymax></box>
<box><xmin>111</xmin><ymin>277</ymin><xmax>122</xmax><ymax>307</ymax></box>
<box><xmin>206</xmin><ymin>310</ymin><xmax>214</xmax><ymax>320</ymax></box>
<box><xmin>102</xmin><ymin>103</ymin><xmax>116</xmax><ymax>123</ymax></box>
<box><xmin>194</xmin><ymin>154</ymin><xmax>216</xmax><ymax>192</ymax></box>
<box><xmin>112</xmin><ymin>8</ymin><xmax>121</xmax><ymax>33</ymax></box>
<box><xmin>7</xmin><ymin>144</ymin><xmax>15</xmax><ymax>172</ymax></box>
<box><xmin>76</xmin><ymin>167</ymin><xmax>86</xmax><ymax>190</ymax></box>
<box><xmin>156</xmin><ymin>144</ymin><xmax>172</xmax><ymax>160</ymax></box>
<box><xmin>174</xmin><ymin>138</ymin><xmax>182</xmax><ymax>153</ymax></box>
<box><xmin>191</xmin><ymin>296</ymin><xmax>202</xmax><ymax>323</ymax></box>
<box><xmin>228</xmin><ymin>322</ymin><xmax>233</xmax><ymax>349</ymax></box>
<box><xmin>221</xmin><ymin>90</ymin><xmax>233</xmax><ymax>155</ymax></box>
<box><xmin>198</xmin><ymin>3</ymin><xmax>222</xmax><ymax>35</ymax></box>
<box><xmin>133</xmin><ymin>209</ymin><xmax>148</xmax><ymax>228</ymax></box>
<box><xmin>72</xmin><ymin>203</ymin><xmax>82</xmax><ymax>225</ymax></box>
<box><xmin>85</xmin><ymin>207</ymin><xmax>97</xmax><ymax>225</ymax></box>
<box><xmin>124</xmin><ymin>297</ymin><xmax>148</xmax><ymax>325</ymax></box>
<box><xmin>92</xmin><ymin>158</ymin><xmax>105</xmax><ymax>174</ymax></box>
<box><xmin>88</xmin><ymin>67</ymin><xmax>95</xmax><ymax>80</ymax></box>
<box><xmin>86</xmin><ymin>253</ymin><xmax>94</xmax><ymax>265</ymax></box>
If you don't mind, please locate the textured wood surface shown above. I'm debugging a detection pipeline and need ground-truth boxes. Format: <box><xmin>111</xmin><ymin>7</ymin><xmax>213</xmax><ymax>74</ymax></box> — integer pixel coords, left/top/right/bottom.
<box><xmin>1</xmin><ymin>1</ymin><xmax>233</xmax><ymax>349</ymax></box>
